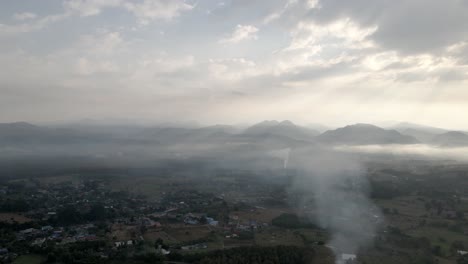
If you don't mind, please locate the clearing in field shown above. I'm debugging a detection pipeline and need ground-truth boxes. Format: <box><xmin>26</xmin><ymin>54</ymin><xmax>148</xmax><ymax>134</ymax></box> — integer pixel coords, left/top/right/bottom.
<box><xmin>13</xmin><ymin>255</ymin><xmax>45</xmax><ymax>264</ymax></box>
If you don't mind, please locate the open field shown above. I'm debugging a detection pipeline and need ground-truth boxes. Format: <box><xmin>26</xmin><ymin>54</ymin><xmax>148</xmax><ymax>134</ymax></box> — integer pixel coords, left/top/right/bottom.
<box><xmin>142</xmin><ymin>230</ymin><xmax>178</xmax><ymax>244</ymax></box>
<box><xmin>255</xmin><ymin>227</ymin><xmax>304</xmax><ymax>246</ymax></box>
<box><xmin>294</xmin><ymin>228</ymin><xmax>329</xmax><ymax>244</ymax></box>
<box><xmin>408</xmin><ymin>226</ymin><xmax>468</xmax><ymax>255</ymax></box>
<box><xmin>164</xmin><ymin>225</ymin><xmax>213</xmax><ymax>243</ymax></box>
<box><xmin>375</xmin><ymin>196</ymin><xmax>427</xmax><ymax>217</ymax></box>
<box><xmin>0</xmin><ymin>213</ymin><xmax>32</xmax><ymax>224</ymax></box>
<box><xmin>230</xmin><ymin>207</ymin><xmax>293</xmax><ymax>224</ymax></box>
<box><xmin>222</xmin><ymin>238</ymin><xmax>254</xmax><ymax>248</ymax></box>
<box><xmin>109</xmin><ymin>224</ymin><xmax>138</xmax><ymax>241</ymax></box>
<box><xmin>13</xmin><ymin>255</ymin><xmax>44</xmax><ymax>264</ymax></box>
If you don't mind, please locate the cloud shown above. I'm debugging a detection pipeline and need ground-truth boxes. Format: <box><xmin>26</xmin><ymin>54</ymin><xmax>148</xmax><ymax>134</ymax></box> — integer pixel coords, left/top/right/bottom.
<box><xmin>262</xmin><ymin>0</ymin><xmax>319</xmax><ymax>25</ymax></box>
<box><xmin>219</xmin><ymin>24</ymin><xmax>259</xmax><ymax>44</ymax></box>
<box><xmin>447</xmin><ymin>41</ymin><xmax>468</xmax><ymax>66</ymax></box>
<box><xmin>73</xmin><ymin>32</ymin><xmax>124</xmax><ymax>76</ymax></box>
<box><xmin>285</xmin><ymin>18</ymin><xmax>377</xmax><ymax>51</ymax></box>
<box><xmin>305</xmin><ymin>0</ymin><xmax>468</xmax><ymax>54</ymax></box>
<box><xmin>13</xmin><ymin>12</ymin><xmax>37</xmax><ymax>21</ymax></box>
<box><xmin>64</xmin><ymin>0</ymin><xmax>194</xmax><ymax>22</ymax></box>
<box><xmin>75</xmin><ymin>57</ymin><xmax>119</xmax><ymax>75</ymax></box>
<box><xmin>64</xmin><ymin>0</ymin><xmax>123</xmax><ymax>16</ymax></box>
<box><xmin>1</xmin><ymin>0</ymin><xmax>468</xmax><ymax>127</ymax></box>
<box><xmin>262</xmin><ymin>0</ymin><xmax>298</xmax><ymax>25</ymax></box>
<box><xmin>123</xmin><ymin>0</ymin><xmax>194</xmax><ymax>24</ymax></box>
<box><xmin>1</xmin><ymin>0</ymin><xmax>194</xmax><ymax>37</ymax></box>
<box><xmin>371</xmin><ymin>1</ymin><xmax>468</xmax><ymax>54</ymax></box>
<box><xmin>208</xmin><ymin>58</ymin><xmax>258</xmax><ymax>81</ymax></box>
<box><xmin>77</xmin><ymin>31</ymin><xmax>124</xmax><ymax>55</ymax></box>
<box><xmin>0</xmin><ymin>13</ymin><xmax>70</xmax><ymax>36</ymax></box>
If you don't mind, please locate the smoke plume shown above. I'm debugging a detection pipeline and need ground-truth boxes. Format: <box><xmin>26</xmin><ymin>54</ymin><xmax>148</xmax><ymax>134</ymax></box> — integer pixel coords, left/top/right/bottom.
<box><xmin>289</xmin><ymin>147</ymin><xmax>382</xmax><ymax>264</ymax></box>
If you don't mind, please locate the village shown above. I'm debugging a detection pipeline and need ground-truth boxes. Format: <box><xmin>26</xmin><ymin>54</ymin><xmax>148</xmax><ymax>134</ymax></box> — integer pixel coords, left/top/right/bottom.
<box><xmin>0</xmin><ymin>175</ymin><xmax>313</xmax><ymax>263</ymax></box>
<box><xmin>1</xmin><ymin>162</ymin><xmax>468</xmax><ymax>264</ymax></box>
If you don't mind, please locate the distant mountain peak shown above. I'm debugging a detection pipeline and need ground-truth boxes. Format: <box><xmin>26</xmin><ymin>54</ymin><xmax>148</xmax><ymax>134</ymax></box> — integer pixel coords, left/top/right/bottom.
<box><xmin>346</xmin><ymin>123</ymin><xmax>380</xmax><ymax>129</ymax></box>
<box><xmin>279</xmin><ymin>120</ymin><xmax>295</xmax><ymax>126</ymax></box>
<box><xmin>255</xmin><ymin>120</ymin><xmax>280</xmax><ymax>127</ymax></box>
<box><xmin>318</xmin><ymin>124</ymin><xmax>418</xmax><ymax>145</ymax></box>
<box><xmin>390</xmin><ymin>122</ymin><xmax>448</xmax><ymax>134</ymax></box>
<box><xmin>0</xmin><ymin>122</ymin><xmax>41</xmax><ymax>132</ymax></box>
<box><xmin>0</xmin><ymin>121</ymin><xmax>36</xmax><ymax>127</ymax></box>
<box><xmin>244</xmin><ymin>120</ymin><xmax>319</xmax><ymax>141</ymax></box>
<box><xmin>443</xmin><ymin>131</ymin><xmax>467</xmax><ymax>136</ymax></box>
<box><xmin>432</xmin><ymin>131</ymin><xmax>468</xmax><ymax>147</ymax></box>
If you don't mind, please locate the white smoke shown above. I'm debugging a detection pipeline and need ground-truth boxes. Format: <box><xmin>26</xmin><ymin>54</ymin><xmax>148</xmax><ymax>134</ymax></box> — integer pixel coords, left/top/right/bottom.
<box><xmin>268</xmin><ymin>148</ymin><xmax>292</xmax><ymax>169</ymax></box>
<box><xmin>289</xmin><ymin>147</ymin><xmax>382</xmax><ymax>263</ymax></box>
<box><xmin>284</xmin><ymin>148</ymin><xmax>291</xmax><ymax>169</ymax></box>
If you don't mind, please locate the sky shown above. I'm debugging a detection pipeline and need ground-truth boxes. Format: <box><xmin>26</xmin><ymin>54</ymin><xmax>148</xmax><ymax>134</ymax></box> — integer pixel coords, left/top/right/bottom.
<box><xmin>1</xmin><ymin>0</ymin><xmax>468</xmax><ymax>129</ymax></box>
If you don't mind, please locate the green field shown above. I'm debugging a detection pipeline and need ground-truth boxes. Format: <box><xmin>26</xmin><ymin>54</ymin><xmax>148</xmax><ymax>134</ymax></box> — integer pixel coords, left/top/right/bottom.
<box><xmin>408</xmin><ymin>226</ymin><xmax>468</xmax><ymax>256</ymax></box>
<box><xmin>13</xmin><ymin>255</ymin><xmax>45</xmax><ymax>264</ymax></box>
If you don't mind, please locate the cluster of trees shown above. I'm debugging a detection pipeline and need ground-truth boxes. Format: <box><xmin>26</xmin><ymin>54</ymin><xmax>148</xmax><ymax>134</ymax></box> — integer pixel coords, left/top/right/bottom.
<box><xmin>0</xmin><ymin>198</ymin><xmax>30</xmax><ymax>212</ymax></box>
<box><xmin>36</xmin><ymin>245</ymin><xmax>314</xmax><ymax>264</ymax></box>
<box><xmin>53</xmin><ymin>204</ymin><xmax>113</xmax><ymax>226</ymax></box>
<box><xmin>459</xmin><ymin>254</ymin><xmax>468</xmax><ymax>264</ymax></box>
<box><xmin>272</xmin><ymin>213</ymin><xmax>318</xmax><ymax>229</ymax></box>
<box><xmin>169</xmin><ymin>246</ymin><xmax>315</xmax><ymax>264</ymax></box>
<box><xmin>30</xmin><ymin>241</ymin><xmax>108</xmax><ymax>264</ymax></box>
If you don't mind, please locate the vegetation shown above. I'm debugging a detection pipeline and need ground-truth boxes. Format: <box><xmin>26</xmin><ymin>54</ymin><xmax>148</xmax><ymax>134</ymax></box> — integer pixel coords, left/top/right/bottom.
<box><xmin>175</xmin><ymin>246</ymin><xmax>315</xmax><ymax>264</ymax></box>
<box><xmin>272</xmin><ymin>213</ymin><xmax>318</xmax><ymax>229</ymax></box>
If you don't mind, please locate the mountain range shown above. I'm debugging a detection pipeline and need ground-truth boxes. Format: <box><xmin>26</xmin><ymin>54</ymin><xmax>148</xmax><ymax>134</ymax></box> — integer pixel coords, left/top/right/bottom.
<box><xmin>1</xmin><ymin>120</ymin><xmax>467</xmax><ymax>148</ymax></box>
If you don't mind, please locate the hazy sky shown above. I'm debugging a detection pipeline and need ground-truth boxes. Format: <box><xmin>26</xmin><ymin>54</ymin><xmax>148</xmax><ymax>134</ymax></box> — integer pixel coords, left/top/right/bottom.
<box><xmin>1</xmin><ymin>0</ymin><xmax>468</xmax><ymax>128</ymax></box>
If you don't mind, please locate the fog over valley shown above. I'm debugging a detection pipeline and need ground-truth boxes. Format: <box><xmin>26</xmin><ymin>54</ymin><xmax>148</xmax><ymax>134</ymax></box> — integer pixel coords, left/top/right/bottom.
<box><xmin>2</xmin><ymin>1</ymin><xmax>468</xmax><ymax>264</ymax></box>
<box><xmin>1</xmin><ymin>120</ymin><xmax>468</xmax><ymax>175</ymax></box>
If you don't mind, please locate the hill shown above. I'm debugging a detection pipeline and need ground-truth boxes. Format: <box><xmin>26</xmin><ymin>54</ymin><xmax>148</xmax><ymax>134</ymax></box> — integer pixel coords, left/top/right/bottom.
<box><xmin>318</xmin><ymin>123</ymin><xmax>419</xmax><ymax>145</ymax></box>
<box><xmin>431</xmin><ymin>131</ymin><xmax>468</xmax><ymax>147</ymax></box>
<box><xmin>243</xmin><ymin>120</ymin><xmax>319</xmax><ymax>142</ymax></box>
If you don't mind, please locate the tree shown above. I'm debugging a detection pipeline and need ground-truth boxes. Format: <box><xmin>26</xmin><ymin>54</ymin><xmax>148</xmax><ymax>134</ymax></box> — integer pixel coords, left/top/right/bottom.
<box><xmin>86</xmin><ymin>203</ymin><xmax>106</xmax><ymax>221</ymax></box>
<box><xmin>432</xmin><ymin>245</ymin><xmax>443</xmax><ymax>257</ymax></box>
<box><xmin>458</xmin><ymin>254</ymin><xmax>468</xmax><ymax>264</ymax></box>
<box><xmin>57</xmin><ymin>206</ymin><xmax>82</xmax><ymax>225</ymax></box>
<box><xmin>452</xmin><ymin>240</ymin><xmax>465</xmax><ymax>251</ymax></box>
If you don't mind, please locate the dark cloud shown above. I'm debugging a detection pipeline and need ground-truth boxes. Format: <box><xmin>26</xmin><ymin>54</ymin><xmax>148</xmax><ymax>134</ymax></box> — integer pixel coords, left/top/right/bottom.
<box><xmin>437</xmin><ymin>69</ymin><xmax>468</xmax><ymax>82</ymax></box>
<box><xmin>306</xmin><ymin>0</ymin><xmax>468</xmax><ymax>54</ymax></box>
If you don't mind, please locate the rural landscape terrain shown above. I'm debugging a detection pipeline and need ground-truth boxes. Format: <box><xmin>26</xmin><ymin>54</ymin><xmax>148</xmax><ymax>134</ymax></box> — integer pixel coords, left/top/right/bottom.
<box><xmin>1</xmin><ymin>120</ymin><xmax>468</xmax><ymax>264</ymax></box>
<box><xmin>2</xmin><ymin>0</ymin><xmax>468</xmax><ymax>263</ymax></box>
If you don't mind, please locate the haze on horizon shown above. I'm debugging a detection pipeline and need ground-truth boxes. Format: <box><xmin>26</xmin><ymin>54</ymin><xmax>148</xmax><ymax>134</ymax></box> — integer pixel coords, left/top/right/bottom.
<box><xmin>1</xmin><ymin>0</ymin><xmax>468</xmax><ymax>129</ymax></box>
